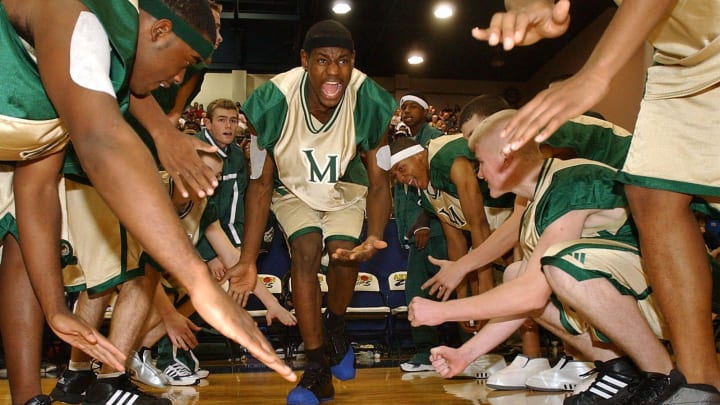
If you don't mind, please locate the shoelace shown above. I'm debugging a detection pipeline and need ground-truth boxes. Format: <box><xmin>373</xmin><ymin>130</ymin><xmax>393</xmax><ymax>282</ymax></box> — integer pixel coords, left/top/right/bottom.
<box><xmin>90</xmin><ymin>359</ymin><xmax>103</xmax><ymax>375</ymax></box>
<box><xmin>633</xmin><ymin>374</ymin><xmax>671</xmax><ymax>405</ymax></box>
<box><xmin>300</xmin><ymin>365</ymin><xmax>326</xmax><ymax>388</ymax></box>
<box><xmin>188</xmin><ymin>350</ymin><xmax>200</xmax><ymax>372</ymax></box>
<box><xmin>165</xmin><ymin>363</ymin><xmax>194</xmax><ymax>379</ymax></box>
<box><xmin>578</xmin><ymin>367</ymin><xmax>598</xmax><ymax>379</ymax></box>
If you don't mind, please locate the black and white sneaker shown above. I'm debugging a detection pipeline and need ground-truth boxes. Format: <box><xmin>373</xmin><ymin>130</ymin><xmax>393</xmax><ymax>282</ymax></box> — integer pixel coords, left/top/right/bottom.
<box><xmin>50</xmin><ymin>369</ymin><xmax>97</xmax><ymax>404</ymax></box>
<box><xmin>563</xmin><ymin>356</ymin><xmax>641</xmax><ymax>404</ymax></box>
<box><xmin>81</xmin><ymin>373</ymin><xmax>171</xmax><ymax>405</ymax></box>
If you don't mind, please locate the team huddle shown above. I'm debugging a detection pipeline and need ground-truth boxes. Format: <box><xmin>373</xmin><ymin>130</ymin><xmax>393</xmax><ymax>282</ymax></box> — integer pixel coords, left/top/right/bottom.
<box><xmin>0</xmin><ymin>1</ymin><xmax>719</xmax><ymax>405</ymax></box>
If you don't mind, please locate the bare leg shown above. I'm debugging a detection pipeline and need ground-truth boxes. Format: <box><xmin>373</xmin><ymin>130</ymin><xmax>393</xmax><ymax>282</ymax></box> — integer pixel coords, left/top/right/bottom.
<box><xmin>289</xmin><ymin>233</ymin><xmax>324</xmax><ymax>352</ymax></box>
<box><xmin>69</xmin><ymin>291</ymin><xmax>112</xmax><ymax>365</ymax></box>
<box><xmin>626</xmin><ymin>185</ymin><xmax>720</xmax><ymax>388</ymax></box>
<box><xmin>0</xmin><ymin>236</ymin><xmax>43</xmax><ymax>405</ymax></box>
<box><xmin>138</xmin><ymin>276</ymin><xmax>197</xmax><ymax>349</ymax></box>
<box><xmin>324</xmin><ymin>239</ymin><xmax>359</xmax><ymax>317</ymax></box>
<box><xmin>503</xmin><ymin>261</ymin><xmax>618</xmax><ymax>363</ymax></box>
<box><xmin>544</xmin><ymin>265</ymin><xmax>673</xmax><ymax>373</ymax></box>
<box><xmin>533</xmin><ymin>297</ymin><xmax>619</xmax><ymax>363</ymax></box>
<box><xmin>520</xmin><ymin>319</ymin><xmax>542</xmax><ymax>358</ymax></box>
<box><xmin>101</xmin><ymin>270</ymin><xmax>159</xmax><ymax>373</ymax></box>
<box><xmin>137</xmin><ymin>306</ymin><xmax>165</xmax><ymax>349</ymax></box>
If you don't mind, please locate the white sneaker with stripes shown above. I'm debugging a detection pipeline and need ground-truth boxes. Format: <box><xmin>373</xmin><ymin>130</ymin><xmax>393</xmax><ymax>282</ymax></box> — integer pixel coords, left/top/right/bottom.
<box><xmin>162</xmin><ymin>362</ymin><xmax>199</xmax><ymax>386</ymax></box>
<box><xmin>525</xmin><ymin>354</ymin><xmax>594</xmax><ymax>392</ymax></box>
<box><xmin>459</xmin><ymin>354</ymin><xmax>507</xmax><ymax>379</ymax></box>
<box><xmin>185</xmin><ymin>349</ymin><xmax>210</xmax><ymax>379</ymax></box>
<box><xmin>486</xmin><ymin>354</ymin><xmax>551</xmax><ymax>390</ymax></box>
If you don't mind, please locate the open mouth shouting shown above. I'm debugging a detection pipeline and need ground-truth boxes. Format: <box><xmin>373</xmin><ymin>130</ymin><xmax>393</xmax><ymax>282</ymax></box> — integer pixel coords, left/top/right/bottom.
<box><xmin>321</xmin><ymin>80</ymin><xmax>344</xmax><ymax>102</ymax></box>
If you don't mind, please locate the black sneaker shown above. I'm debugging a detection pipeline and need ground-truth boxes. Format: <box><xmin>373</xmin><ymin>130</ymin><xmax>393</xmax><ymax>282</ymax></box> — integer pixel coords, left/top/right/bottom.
<box><xmin>286</xmin><ymin>363</ymin><xmax>334</xmax><ymax>405</ymax></box>
<box><xmin>23</xmin><ymin>394</ymin><xmax>52</xmax><ymax>405</ymax></box>
<box><xmin>659</xmin><ymin>369</ymin><xmax>720</xmax><ymax>405</ymax></box>
<box><xmin>82</xmin><ymin>373</ymin><xmax>171</xmax><ymax>405</ymax></box>
<box><xmin>564</xmin><ymin>356</ymin><xmax>642</xmax><ymax>404</ymax></box>
<box><xmin>51</xmin><ymin>369</ymin><xmax>97</xmax><ymax>404</ymax></box>
<box><xmin>625</xmin><ymin>369</ymin><xmax>696</xmax><ymax>405</ymax></box>
<box><xmin>323</xmin><ymin>315</ymin><xmax>355</xmax><ymax>381</ymax></box>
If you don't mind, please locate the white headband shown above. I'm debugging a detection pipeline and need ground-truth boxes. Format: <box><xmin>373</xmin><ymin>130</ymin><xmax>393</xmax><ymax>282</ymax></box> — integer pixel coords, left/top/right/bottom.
<box><xmin>390</xmin><ymin>144</ymin><xmax>425</xmax><ymax>167</ymax></box>
<box><xmin>400</xmin><ymin>95</ymin><xmax>429</xmax><ymax>110</ymax></box>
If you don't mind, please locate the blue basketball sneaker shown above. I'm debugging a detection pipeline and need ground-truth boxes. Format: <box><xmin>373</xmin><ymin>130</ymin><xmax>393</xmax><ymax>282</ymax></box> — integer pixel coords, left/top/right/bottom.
<box><xmin>324</xmin><ymin>323</ymin><xmax>355</xmax><ymax>381</ymax></box>
<box><xmin>286</xmin><ymin>363</ymin><xmax>334</xmax><ymax>405</ymax></box>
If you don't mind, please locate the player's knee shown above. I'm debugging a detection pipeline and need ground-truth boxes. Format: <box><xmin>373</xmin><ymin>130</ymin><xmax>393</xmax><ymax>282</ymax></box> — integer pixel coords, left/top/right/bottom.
<box><xmin>543</xmin><ymin>265</ymin><xmax>574</xmax><ymax>293</ymax></box>
<box><xmin>502</xmin><ymin>261</ymin><xmax>523</xmax><ymax>282</ymax></box>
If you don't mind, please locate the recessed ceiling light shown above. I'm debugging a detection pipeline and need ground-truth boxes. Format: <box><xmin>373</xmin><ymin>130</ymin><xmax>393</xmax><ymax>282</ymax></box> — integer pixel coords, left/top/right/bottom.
<box><xmin>434</xmin><ymin>3</ymin><xmax>454</xmax><ymax>19</ymax></box>
<box><xmin>407</xmin><ymin>54</ymin><xmax>424</xmax><ymax>65</ymax></box>
<box><xmin>332</xmin><ymin>0</ymin><xmax>351</xmax><ymax>14</ymax></box>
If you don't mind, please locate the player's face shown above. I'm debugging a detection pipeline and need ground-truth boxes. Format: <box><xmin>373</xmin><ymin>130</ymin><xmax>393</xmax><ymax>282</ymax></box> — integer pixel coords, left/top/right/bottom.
<box><xmin>391</xmin><ymin>155</ymin><xmax>428</xmax><ymax>189</ymax></box>
<box><xmin>474</xmin><ymin>141</ymin><xmax>508</xmax><ymax>198</ymax></box>
<box><xmin>131</xmin><ymin>21</ymin><xmax>207</xmax><ymax>96</ymax></box>
<box><xmin>206</xmin><ymin>108</ymin><xmax>239</xmax><ymax>148</ymax></box>
<box><xmin>301</xmin><ymin>47</ymin><xmax>355</xmax><ymax>110</ymax></box>
<box><xmin>401</xmin><ymin>101</ymin><xmax>427</xmax><ymax>128</ymax></box>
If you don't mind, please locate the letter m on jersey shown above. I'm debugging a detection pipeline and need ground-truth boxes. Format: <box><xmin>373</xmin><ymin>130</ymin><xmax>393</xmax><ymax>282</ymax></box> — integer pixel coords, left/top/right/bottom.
<box><xmin>437</xmin><ymin>206</ymin><xmax>465</xmax><ymax>228</ymax></box>
<box><xmin>302</xmin><ymin>149</ymin><xmax>339</xmax><ymax>183</ymax></box>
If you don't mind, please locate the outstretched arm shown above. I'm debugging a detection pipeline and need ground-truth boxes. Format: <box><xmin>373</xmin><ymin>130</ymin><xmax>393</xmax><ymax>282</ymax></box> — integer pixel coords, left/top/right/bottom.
<box><xmin>129</xmin><ymin>93</ymin><xmax>218</xmax><ymax>199</ymax></box>
<box><xmin>205</xmin><ymin>220</ymin><xmax>254</xmax><ymax>306</ymax></box>
<box><xmin>226</xmin><ymin>142</ymin><xmax>274</xmax><ymax>299</ymax></box>
<box><xmin>13</xmin><ymin>152</ymin><xmax>127</xmax><ymax>371</ymax></box>
<box><xmin>332</xmin><ymin>133</ymin><xmax>392</xmax><ymax>262</ymax></box>
<box><xmin>33</xmin><ymin>6</ymin><xmax>294</xmax><ymax>382</ymax></box>
<box><xmin>423</xmin><ymin>198</ymin><xmax>526</xmax><ymax>299</ymax></box>
<box><xmin>500</xmin><ymin>0</ymin><xmax>677</xmax><ymax>153</ymax></box>
<box><xmin>472</xmin><ymin>0</ymin><xmax>571</xmax><ymax>50</ymax></box>
<box><xmin>452</xmin><ymin>157</ymin><xmax>491</xmax><ymax>250</ymax></box>
<box><xmin>409</xmin><ymin>209</ymin><xmax>590</xmax><ymax>326</ymax></box>
<box><xmin>166</xmin><ymin>73</ymin><xmax>202</xmax><ymax>125</ymax></box>
<box><xmin>252</xmin><ymin>283</ymin><xmax>297</xmax><ymax>327</ymax></box>
<box><xmin>153</xmin><ymin>284</ymin><xmax>200</xmax><ymax>351</ymax></box>
<box><xmin>431</xmin><ymin>317</ymin><xmax>527</xmax><ymax>378</ymax></box>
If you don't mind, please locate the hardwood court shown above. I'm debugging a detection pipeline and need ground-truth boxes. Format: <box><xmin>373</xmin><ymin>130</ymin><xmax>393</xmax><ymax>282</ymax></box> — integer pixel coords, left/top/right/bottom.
<box><xmin>2</xmin><ymin>368</ymin><xmax>571</xmax><ymax>405</ymax></box>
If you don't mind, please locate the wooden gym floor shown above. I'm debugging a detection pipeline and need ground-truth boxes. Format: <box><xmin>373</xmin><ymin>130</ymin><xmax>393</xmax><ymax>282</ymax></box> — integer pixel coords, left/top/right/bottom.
<box><xmin>1</xmin><ymin>368</ymin><xmax>571</xmax><ymax>404</ymax></box>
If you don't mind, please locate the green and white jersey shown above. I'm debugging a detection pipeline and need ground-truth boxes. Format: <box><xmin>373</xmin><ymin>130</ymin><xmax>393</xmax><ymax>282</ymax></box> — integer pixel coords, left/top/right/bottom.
<box><xmin>163</xmin><ymin>170</ymin><xmax>217</xmax><ymax>245</ymax></box>
<box><xmin>422</xmin><ymin>134</ymin><xmax>477</xmax><ymax>231</ymax></box>
<box><xmin>0</xmin><ymin>0</ymin><xmax>137</xmax><ymax>161</ymax></box>
<box><xmin>194</xmin><ymin>128</ymin><xmax>248</xmax><ymax>260</ymax></box>
<box><xmin>178</xmin><ymin>199</ymin><xmax>212</xmax><ymax>246</ymax></box>
<box><xmin>60</xmin><ymin>0</ymin><xmax>140</xmax><ymax>175</ymax></box>
<box><xmin>393</xmin><ymin>123</ymin><xmax>444</xmax><ymax>243</ymax></box>
<box><xmin>520</xmin><ymin>158</ymin><xmax>637</xmax><ymax>259</ymax></box>
<box><xmin>243</xmin><ymin>67</ymin><xmax>396</xmax><ymax>211</ymax></box>
<box><xmin>542</xmin><ymin>115</ymin><xmax>632</xmax><ymax>169</ymax></box>
<box><xmin>141</xmin><ymin>171</ymin><xmax>217</xmax><ymax>269</ymax></box>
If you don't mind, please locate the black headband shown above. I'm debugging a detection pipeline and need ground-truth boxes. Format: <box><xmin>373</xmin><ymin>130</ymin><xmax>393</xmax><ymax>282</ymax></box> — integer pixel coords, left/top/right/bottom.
<box><xmin>303</xmin><ymin>37</ymin><xmax>354</xmax><ymax>53</ymax></box>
